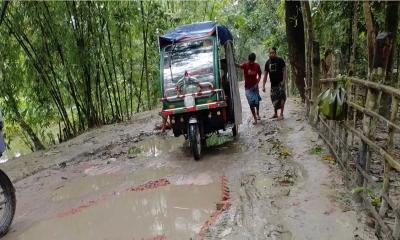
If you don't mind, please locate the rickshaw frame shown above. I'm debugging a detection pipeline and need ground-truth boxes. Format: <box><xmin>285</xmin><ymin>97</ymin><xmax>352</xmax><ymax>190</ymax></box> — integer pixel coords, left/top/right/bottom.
<box><xmin>158</xmin><ymin>22</ymin><xmax>242</xmax><ymax>160</ymax></box>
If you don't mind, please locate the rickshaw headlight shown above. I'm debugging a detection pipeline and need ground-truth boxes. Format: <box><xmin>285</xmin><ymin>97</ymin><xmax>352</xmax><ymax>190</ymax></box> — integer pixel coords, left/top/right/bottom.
<box><xmin>184</xmin><ymin>95</ymin><xmax>195</xmax><ymax>107</ymax></box>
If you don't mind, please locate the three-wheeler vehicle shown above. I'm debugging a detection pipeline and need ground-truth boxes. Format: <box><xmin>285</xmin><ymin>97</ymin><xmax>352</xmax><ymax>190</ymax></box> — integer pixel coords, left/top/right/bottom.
<box><xmin>159</xmin><ymin>21</ymin><xmax>242</xmax><ymax>160</ymax></box>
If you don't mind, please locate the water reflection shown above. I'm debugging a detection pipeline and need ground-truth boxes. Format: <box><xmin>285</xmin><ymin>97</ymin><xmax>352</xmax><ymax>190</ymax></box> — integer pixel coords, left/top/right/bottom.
<box><xmin>0</xmin><ymin>155</ymin><xmax>8</xmax><ymax>164</ymax></box>
<box><xmin>0</xmin><ymin>151</ymin><xmax>22</xmax><ymax>164</ymax></box>
<box><xmin>18</xmin><ymin>183</ymin><xmax>220</xmax><ymax>240</ymax></box>
<box><xmin>137</xmin><ymin>137</ymin><xmax>184</xmax><ymax>158</ymax></box>
<box><xmin>163</xmin><ymin>39</ymin><xmax>214</xmax><ymax>97</ymax></box>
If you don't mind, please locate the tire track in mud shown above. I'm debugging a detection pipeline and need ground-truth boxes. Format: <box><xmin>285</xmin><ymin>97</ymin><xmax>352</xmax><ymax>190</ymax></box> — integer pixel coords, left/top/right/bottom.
<box><xmin>198</xmin><ymin>176</ymin><xmax>232</xmax><ymax>240</ymax></box>
<box><xmin>203</xmin><ymin>120</ymin><xmax>296</xmax><ymax>240</ymax></box>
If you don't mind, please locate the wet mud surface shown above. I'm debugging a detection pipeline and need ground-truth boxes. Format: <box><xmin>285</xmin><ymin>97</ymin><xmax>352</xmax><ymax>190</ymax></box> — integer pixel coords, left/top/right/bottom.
<box><xmin>1</xmin><ymin>84</ymin><xmax>377</xmax><ymax>240</ymax></box>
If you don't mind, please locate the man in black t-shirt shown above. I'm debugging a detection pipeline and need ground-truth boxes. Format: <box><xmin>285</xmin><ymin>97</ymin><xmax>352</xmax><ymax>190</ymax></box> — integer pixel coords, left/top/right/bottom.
<box><xmin>262</xmin><ymin>47</ymin><xmax>287</xmax><ymax>120</ymax></box>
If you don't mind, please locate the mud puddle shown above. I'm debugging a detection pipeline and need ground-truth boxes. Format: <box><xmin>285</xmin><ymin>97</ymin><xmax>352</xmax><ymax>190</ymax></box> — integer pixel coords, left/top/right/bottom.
<box><xmin>129</xmin><ymin>133</ymin><xmax>247</xmax><ymax>161</ymax></box>
<box><xmin>205</xmin><ymin>133</ymin><xmax>248</xmax><ymax>154</ymax></box>
<box><xmin>131</xmin><ymin>136</ymin><xmax>185</xmax><ymax>158</ymax></box>
<box><xmin>14</xmin><ymin>181</ymin><xmax>221</xmax><ymax>240</ymax></box>
<box><xmin>52</xmin><ymin>167</ymin><xmax>169</xmax><ymax>202</ymax></box>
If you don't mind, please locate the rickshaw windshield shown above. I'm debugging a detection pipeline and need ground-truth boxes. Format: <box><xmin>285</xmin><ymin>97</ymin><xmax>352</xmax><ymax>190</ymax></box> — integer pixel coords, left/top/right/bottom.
<box><xmin>163</xmin><ymin>39</ymin><xmax>214</xmax><ymax>97</ymax></box>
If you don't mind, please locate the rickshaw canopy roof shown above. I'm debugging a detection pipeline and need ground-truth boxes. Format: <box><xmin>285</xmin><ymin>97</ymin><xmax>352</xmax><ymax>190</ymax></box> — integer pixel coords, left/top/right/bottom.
<box><xmin>159</xmin><ymin>21</ymin><xmax>233</xmax><ymax>49</ymax></box>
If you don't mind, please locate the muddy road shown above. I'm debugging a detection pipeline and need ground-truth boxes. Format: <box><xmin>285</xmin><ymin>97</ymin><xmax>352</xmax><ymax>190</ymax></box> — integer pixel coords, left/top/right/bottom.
<box><xmin>1</xmin><ymin>85</ymin><xmax>376</xmax><ymax>240</ymax></box>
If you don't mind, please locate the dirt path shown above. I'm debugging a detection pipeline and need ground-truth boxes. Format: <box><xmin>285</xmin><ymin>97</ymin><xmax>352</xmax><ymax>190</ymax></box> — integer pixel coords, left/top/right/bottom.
<box><xmin>1</xmin><ymin>83</ymin><xmax>376</xmax><ymax>240</ymax></box>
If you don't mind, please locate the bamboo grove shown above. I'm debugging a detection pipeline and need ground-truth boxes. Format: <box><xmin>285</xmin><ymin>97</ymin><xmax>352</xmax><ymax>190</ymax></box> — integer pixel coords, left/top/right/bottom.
<box><xmin>0</xmin><ymin>1</ymin><xmax>231</xmax><ymax>150</ymax></box>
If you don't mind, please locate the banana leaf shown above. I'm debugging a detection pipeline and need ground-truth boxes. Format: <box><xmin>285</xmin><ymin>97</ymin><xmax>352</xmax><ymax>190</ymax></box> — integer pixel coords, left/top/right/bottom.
<box><xmin>334</xmin><ymin>86</ymin><xmax>347</xmax><ymax>121</ymax></box>
<box><xmin>317</xmin><ymin>86</ymin><xmax>347</xmax><ymax>121</ymax></box>
<box><xmin>318</xmin><ymin>88</ymin><xmax>336</xmax><ymax>120</ymax></box>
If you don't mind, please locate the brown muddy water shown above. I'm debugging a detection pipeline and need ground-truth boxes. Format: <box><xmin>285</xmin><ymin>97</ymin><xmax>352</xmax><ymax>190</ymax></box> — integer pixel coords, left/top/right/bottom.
<box><xmin>16</xmin><ymin>183</ymin><xmax>220</xmax><ymax>240</ymax></box>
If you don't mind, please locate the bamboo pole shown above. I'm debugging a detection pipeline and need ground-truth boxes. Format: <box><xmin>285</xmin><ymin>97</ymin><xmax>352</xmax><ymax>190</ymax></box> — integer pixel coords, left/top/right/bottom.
<box><xmin>317</xmin><ymin>44</ymin><xmax>400</xmax><ymax>236</ymax></box>
<box><xmin>356</xmin><ymin>163</ymin><xmax>396</xmax><ymax>210</ymax></box>
<box><xmin>344</xmin><ymin>124</ymin><xmax>400</xmax><ymax>172</ymax></box>
<box><xmin>347</xmin><ymin>101</ymin><xmax>400</xmax><ymax>132</ymax></box>
<box><xmin>352</xmin><ymin>84</ymin><xmax>358</xmax><ymax>145</ymax></box>
<box><xmin>362</xmin><ymin>192</ymin><xmax>394</xmax><ymax>240</ymax></box>
<box><xmin>394</xmin><ymin>215</ymin><xmax>400</xmax><ymax>239</ymax></box>
<box><xmin>320</xmin><ymin>77</ymin><xmax>400</xmax><ymax>98</ymax></box>
<box><xmin>386</xmin><ymin>97</ymin><xmax>400</xmax><ymax>238</ymax></box>
<box><xmin>355</xmin><ymin>68</ymin><xmax>381</xmax><ymax>202</ymax></box>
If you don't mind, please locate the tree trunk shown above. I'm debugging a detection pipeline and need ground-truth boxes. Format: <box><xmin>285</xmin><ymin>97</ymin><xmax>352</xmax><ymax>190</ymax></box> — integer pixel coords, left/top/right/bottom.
<box><xmin>101</xmin><ymin>63</ymin><xmax>115</xmax><ymax>120</ymax></box>
<box><xmin>5</xmin><ymin>15</ymin><xmax>74</xmax><ymax>138</ymax></box>
<box><xmin>137</xmin><ymin>38</ymin><xmax>146</xmax><ymax>113</ymax></box>
<box><xmin>301</xmin><ymin>1</ymin><xmax>313</xmax><ymax>116</ymax></box>
<box><xmin>137</xmin><ymin>1</ymin><xmax>149</xmax><ymax>112</ymax></box>
<box><xmin>363</xmin><ymin>1</ymin><xmax>375</xmax><ymax>76</ymax></box>
<box><xmin>285</xmin><ymin>0</ymin><xmax>306</xmax><ymax>101</ymax></box>
<box><xmin>106</xmin><ymin>18</ymin><xmax>122</xmax><ymax>121</ymax></box>
<box><xmin>117</xmin><ymin>25</ymin><xmax>129</xmax><ymax>119</ymax></box>
<box><xmin>380</xmin><ymin>1</ymin><xmax>399</xmax><ymax>118</ymax></box>
<box><xmin>348</xmin><ymin>1</ymin><xmax>359</xmax><ymax>76</ymax></box>
<box><xmin>6</xmin><ymin>91</ymin><xmax>45</xmax><ymax>151</ymax></box>
<box><xmin>310</xmin><ymin>40</ymin><xmax>320</xmax><ymax>124</ymax></box>
<box><xmin>44</xmin><ymin>2</ymin><xmax>84</xmax><ymax>132</ymax></box>
<box><xmin>140</xmin><ymin>1</ymin><xmax>151</xmax><ymax>110</ymax></box>
<box><xmin>0</xmin><ymin>0</ymin><xmax>9</xmax><ymax>25</ymax></box>
<box><xmin>384</xmin><ymin>1</ymin><xmax>398</xmax><ymax>76</ymax></box>
<box><xmin>99</xmin><ymin>21</ymin><xmax>120</xmax><ymax>120</ymax></box>
<box><xmin>128</xmin><ymin>36</ymin><xmax>135</xmax><ymax>117</ymax></box>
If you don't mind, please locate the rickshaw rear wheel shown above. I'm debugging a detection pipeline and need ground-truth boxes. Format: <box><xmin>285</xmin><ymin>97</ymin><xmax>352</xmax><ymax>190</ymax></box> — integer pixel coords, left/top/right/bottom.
<box><xmin>189</xmin><ymin>124</ymin><xmax>201</xmax><ymax>160</ymax></box>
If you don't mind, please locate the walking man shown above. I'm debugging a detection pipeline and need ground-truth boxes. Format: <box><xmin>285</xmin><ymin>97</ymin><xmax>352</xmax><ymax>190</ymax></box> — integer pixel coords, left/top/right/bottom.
<box><xmin>262</xmin><ymin>47</ymin><xmax>287</xmax><ymax>120</ymax></box>
<box><xmin>236</xmin><ymin>53</ymin><xmax>262</xmax><ymax>125</ymax></box>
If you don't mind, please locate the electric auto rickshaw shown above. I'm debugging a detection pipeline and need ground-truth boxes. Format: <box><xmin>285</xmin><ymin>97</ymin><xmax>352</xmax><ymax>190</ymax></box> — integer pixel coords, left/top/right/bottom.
<box><xmin>159</xmin><ymin>22</ymin><xmax>242</xmax><ymax>160</ymax></box>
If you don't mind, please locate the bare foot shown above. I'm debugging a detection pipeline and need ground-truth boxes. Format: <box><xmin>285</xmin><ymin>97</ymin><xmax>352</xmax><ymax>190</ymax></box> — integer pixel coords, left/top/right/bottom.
<box><xmin>278</xmin><ymin>115</ymin><xmax>284</xmax><ymax>120</ymax></box>
<box><xmin>252</xmin><ymin>119</ymin><xmax>258</xmax><ymax>125</ymax></box>
<box><xmin>257</xmin><ymin>115</ymin><xmax>261</xmax><ymax>120</ymax></box>
<box><xmin>270</xmin><ymin>115</ymin><xmax>278</xmax><ymax>119</ymax></box>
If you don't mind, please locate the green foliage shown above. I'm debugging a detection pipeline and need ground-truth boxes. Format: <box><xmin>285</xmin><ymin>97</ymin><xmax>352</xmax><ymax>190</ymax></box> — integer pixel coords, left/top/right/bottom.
<box><xmin>310</xmin><ymin>146</ymin><xmax>324</xmax><ymax>155</ymax></box>
<box><xmin>206</xmin><ymin>133</ymin><xmax>233</xmax><ymax>147</ymax></box>
<box><xmin>128</xmin><ymin>146</ymin><xmax>142</xmax><ymax>157</ymax></box>
<box><xmin>221</xmin><ymin>0</ymin><xmax>287</xmax><ymax>64</ymax></box>
<box><xmin>312</xmin><ymin>1</ymin><xmax>388</xmax><ymax>77</ymax></box>
<box><xmin>351</xmin><ymin>186</ymin><xmax>381</xmax><ymax>207</ymax></box>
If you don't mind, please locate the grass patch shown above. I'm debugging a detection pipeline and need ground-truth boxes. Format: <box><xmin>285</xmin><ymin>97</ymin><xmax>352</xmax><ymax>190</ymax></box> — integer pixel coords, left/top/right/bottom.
<box><xmin>310</xmin><ymin>146</ymin><xmax>324</xmax><ymax>155</ymax></box>
<box><xmin>128</xmin><ymin>146</ymin><xmax>142</xmax><ymax>157</ymax></box>
<box><xmin>206</xmin><ymin>133</ymin><xmax>233</xmax><ymax>147</ymax></box>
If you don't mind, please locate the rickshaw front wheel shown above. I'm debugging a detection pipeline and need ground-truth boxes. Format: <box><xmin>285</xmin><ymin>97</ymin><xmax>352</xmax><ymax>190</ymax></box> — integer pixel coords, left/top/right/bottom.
<box><xmin>0</xmin><ymin>169</ymin><xmax>16</xmax><ymax>237</ymax></box>
<box><xmin>188</xmin><ymin>123</ymin><xmax>201</xmax><ymax>160</ymax></box>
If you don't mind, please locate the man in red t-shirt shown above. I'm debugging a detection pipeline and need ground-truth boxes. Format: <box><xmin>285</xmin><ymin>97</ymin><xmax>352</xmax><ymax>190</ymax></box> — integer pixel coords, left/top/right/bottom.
<box><xmin>236</xmin><ymin>53</ymin><xmax>262</xmax><ymax>125</ymax></box>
